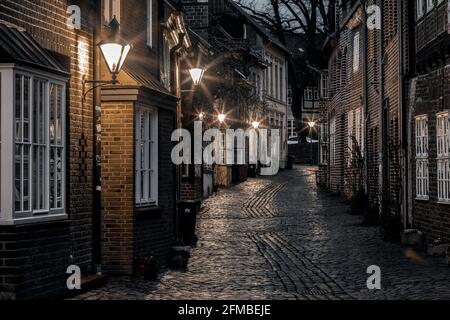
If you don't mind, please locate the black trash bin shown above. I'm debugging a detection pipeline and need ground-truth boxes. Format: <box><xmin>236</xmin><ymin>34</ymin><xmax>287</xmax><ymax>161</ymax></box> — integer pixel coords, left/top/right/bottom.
<box><xmin>178</xmin><ymin>201</ymin><xmax>200</xmax><ymax>246</ymax></box>
<box><xmin>286</xmin><ymin>155</ymin><xmax>295</xmax><ymax>170</ymax></box>
<box><xmin>248</xmin><ymin>164</ymin><xmax>257</xmax><ymax>178</ymax></box>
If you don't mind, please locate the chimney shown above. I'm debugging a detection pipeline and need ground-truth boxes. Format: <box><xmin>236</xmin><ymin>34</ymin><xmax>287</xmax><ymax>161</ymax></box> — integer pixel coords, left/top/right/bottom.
<box><xmin>180</xmin><ymin>0</ymin><xmax>210</xmax><ymax>35</ymax></box>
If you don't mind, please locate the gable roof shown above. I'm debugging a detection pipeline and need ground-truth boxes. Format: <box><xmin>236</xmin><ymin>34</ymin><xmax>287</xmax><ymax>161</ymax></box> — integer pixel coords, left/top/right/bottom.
<box><xmin>0</xmin><ymin>21</ymin><xmax>68</xmax><ymax>76</ymax></box>
<box><xmin>224</xmin><ymin>0</ymin><xmax>289</xmax><ymax>54</ymax></box>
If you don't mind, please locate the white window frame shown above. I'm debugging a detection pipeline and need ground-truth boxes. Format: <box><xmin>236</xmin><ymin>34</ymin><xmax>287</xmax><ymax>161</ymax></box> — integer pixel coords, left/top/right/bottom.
<box><xmin>426</xmin><ymin>0</ymin><xmax>434</xmax><ymax>12</ymax></box>
<box><xmin>135</xmin><ymin>105</ymin><xmax>158</xmax><ymax>207</ymax></box>
<box><xmin>320</xmin><ymin>72</ymin><xmax>329</xmax><ymax>99</ymax></box>
<box><xmin>330</xmin><ymin>116</ymin><xmax>336</xmax><ymax>166</ymax></box>
<box><xmin>417</xmin><ymin>0</ymin><xmax>424</xmax><ymax>19</ymax></box>
<box><xmin>104</xmin><ymin>0</ymin><xmax>121</xmax><ymax>25</ymax></box>
<box><xmin>415</xmin><ymin>115</ymin><xmax>429</xmax><ymax>200</ymax></box>
<box><xmin>0</xmin><ymin>65</ymin><xmax>67</xmax><ymax>225</ymax></box>
<box><xmin>353</xmin><ymin>32</ymin><xmax>360</xmax><ymax>72</ymax></box>
<box><xmin>437</xmin><ymin>112</ymin><xmax>450</xmax><ymax>203</ymax></box>
<box><xmin>147</xmin><ymin>0</ymin><xmax>153</xmax><ymax>47</ymax></box>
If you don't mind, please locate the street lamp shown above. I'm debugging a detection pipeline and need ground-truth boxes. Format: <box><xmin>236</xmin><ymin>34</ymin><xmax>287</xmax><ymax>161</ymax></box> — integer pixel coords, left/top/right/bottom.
<box><xmin>189</xmin><ymin>67</ymin><xmax>206</xmax><ymax>86</ymax></box>
<box><xmin>251</xmin><ymin>121</ymin><xmax>260</xmax><ymax>129</ymax></box>
<box><xmin>198</xmin><ymin>112</ymin><xmax>206</xmax><ymax>121</ymax></box>
<box><xmin>218</xmin><ymin>113</ymin><xmax>226</xmax><ymax>123</ymax></box>
<box><xmin>99</xmin><ymin>40</ymin><xmax>131</xmax><ymax>83</ymax></box>
<box><xmin>308</xmin><ymin>121</ymin><xmax>316</xmax><ymax>129</ymax></box>
<box><xmin>82</xmin><ymin>19</ymin><xmax>132</xmax><ymax>99</ymax></box>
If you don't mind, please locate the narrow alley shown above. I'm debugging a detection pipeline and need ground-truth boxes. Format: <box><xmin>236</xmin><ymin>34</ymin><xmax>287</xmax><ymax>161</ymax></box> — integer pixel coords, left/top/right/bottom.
<box><xmin>76</xmin><ymin>166</ymin><xmax>450</xmax><ymax>300</ymax></box>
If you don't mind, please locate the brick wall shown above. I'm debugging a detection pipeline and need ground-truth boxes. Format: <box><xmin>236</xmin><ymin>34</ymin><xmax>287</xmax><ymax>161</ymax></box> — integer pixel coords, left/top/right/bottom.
<box><xmin>135</xmin><ymin>107</ymin><xmax>177</xmax><ymax>268</ymax></box>
<box><xmin>180</xmin><ymin>0</ymin><xmax>209</xmax><ymax>34</ymax></box>
<box><xmin>0</xmin><ymin>222</ymin><xmax>70</xmax><ymax>300</ymax></box>
<box><xmin>101</xmin><ymin>102</ymin><xmax>135</xmax><ymax>275</ymax></box>
<box><xmin>411</xmin><ymin>65</ymin><xmax>450</xmax><ymax>242</ymax></box>
<box><xmin>0</xmin><ymin>0</ymin><xmax>95</xmax><ymax>298</ymax></box>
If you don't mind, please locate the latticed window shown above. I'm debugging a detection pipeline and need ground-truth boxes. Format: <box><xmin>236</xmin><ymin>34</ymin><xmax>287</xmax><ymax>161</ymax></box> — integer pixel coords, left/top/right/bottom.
<box><xmin>12</xmin><ymin>73</ymin><xmax>66</xmax><ymax>217</ymax></box>
<box><xmin>416</xmin><ymin>0</ymin><xmax>424</xmax><ymax>19</ymax></box>
<box><xmin>415</xmin><ymin>115</ymin><xmax>429</xmax><ymax>200</ymax></box>
<box><xmin>135</xmin><ymin>106</ymin><xmax>158</xmax><ymax>207</ymax></box>
<box><xmin>330</xmin><ymin>116</ymin><xmax>336</xmax><ymax>166</ymax></box>
<box><xmin>437</xmin><ymin>112</ymin><xmax>450</xmax><ymax>202</ymax></box>
<box><xmin>352</xmin><ymin>32</ymin><xmax>360</xmax><ymax>72</ymax></box>
<box><xmin>347</xmin><ymin>107</ymin><xmax>363</xmax><ymax>165</ymax></box>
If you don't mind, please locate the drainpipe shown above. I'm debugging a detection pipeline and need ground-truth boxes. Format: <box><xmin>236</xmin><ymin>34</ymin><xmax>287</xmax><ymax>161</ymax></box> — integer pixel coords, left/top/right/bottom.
<box><xmin>398</xmin><ymin>0</ymin><xmax>408</xmax><ymax>228</ymax></box>
<box><xmin>360</xmin><ymin>0</ymin><xmax>369</xmax><ymax>194</ymax></box>
<box><xmin>92</xmin><ymin>1</ymin><xmax>102</xmax><ymax>275</ymax></box>
<box><xmin>379</xmin><ymin>0</ymin><xmax>389</xmax><ymax>217</ymax></box>
<box><xmin>170</xmin><ymin>31</ymin><xmax>186</xmax><ymax>242</ymax></box>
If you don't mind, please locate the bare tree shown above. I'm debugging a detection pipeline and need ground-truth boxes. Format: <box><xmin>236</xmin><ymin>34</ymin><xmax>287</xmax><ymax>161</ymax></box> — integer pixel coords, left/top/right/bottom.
<box><xmin>237</xmin><ymin>0</ymin><xmax>336</xmax><ymax>140</ymax></box>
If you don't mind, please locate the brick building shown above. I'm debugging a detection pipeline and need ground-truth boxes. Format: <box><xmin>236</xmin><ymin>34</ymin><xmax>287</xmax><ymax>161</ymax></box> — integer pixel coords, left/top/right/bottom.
<box><xmin>0</xmin><ymin>0</ymin><xmax>195</xmax><ymax>298</ymax></box>
<box><xmin>407</xmin><ymin>0</ymin><xmax>450</xmax><ymax>242</ymax></box>
<box><xmin>180</xmin><ymin>0</ymin><xmax>289</xmax><ymax>183</ymax></box>
<box><xmin>0</xmin><ymin>0</ymin><xmax>96</xmax><ymax>299</ymax></box>
<box><xmin>319</xmin><ymin>0</ymin><xmax>404</xmax><ymax>222</ymax></box>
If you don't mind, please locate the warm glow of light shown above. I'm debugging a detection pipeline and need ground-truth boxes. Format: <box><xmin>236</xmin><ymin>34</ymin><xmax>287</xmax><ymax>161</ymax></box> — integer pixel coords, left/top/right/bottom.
<box><xmin>218</xmin><ymin>113</ymin><xmax>226</xmax><ymax>123</ymax></box>
<box><xmin>198</xmin><ymin>112</ymin><xmax>205</xmax><ymax>121</ymax></box>
<box><xmin>99</xmin><ymin>43</ymin><xmax>131</xmax><ymax>75</ymax></box>
<box><xmin>77</xmin><ymin>41</ymin><xmax>89</xmax><ymax>75</ymax></box>
<box><xmin>252</xmin><ymin>121</ymin><xmax>260</xmax><ymax>129</ymax></box>
<box><xmin>308</xmin><ymin>121</ymin><xmax>316</xmax><ymax>128</ymax></box>
<box><xmin>189</xmin><ymin>67</ymin><xmax>205</xmax><ymax>86</ymax></box>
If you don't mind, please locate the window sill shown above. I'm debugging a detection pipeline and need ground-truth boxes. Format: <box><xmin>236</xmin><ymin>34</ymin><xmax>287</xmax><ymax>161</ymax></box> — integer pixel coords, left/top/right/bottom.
<box><xmin>437</xmin><ymin>201</ymin><xmax>450</xmax><ymax>205</ymax></box>
<box><xmin>135</xmin><ymin>206</ymin><xmax>163</xmax><ymax>219</ymax></box>
<box><xmin>0</xmin><ymin>213</ymin><xmax>68</xmax><ymax>226</ymax></box>
<box><xmin>415</xmin><ymin>197</ymin><xmax>429</xmax><ymax>202</ymax></box>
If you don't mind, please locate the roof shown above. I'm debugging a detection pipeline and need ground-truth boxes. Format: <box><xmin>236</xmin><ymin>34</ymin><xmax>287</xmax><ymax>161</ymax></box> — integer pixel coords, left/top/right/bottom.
<box><xmin>122</xmin><ymin>53</ymin><xmax>176</xmax><ymax>99</ymax></box>
<box><xmin>224</xmin><ymin>0</ymin><xmax>289</xmax><ymax>54</ymax></box>
<box><xmin>0</xmin><ymin>21</ymin><xmax>68</xmax><ymax>76</ymax></box>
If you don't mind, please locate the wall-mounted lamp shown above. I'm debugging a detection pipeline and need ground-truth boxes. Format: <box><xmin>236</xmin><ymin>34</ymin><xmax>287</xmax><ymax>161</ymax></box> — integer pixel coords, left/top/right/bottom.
<box><xmin>189</xmin><ymin>67</ymin><xmax>206</xmax><ymax>86</ymax></box>
<box><xmin>198</xmin><ymin>112</ymin><xmax>206</xmax><ymax>121</ymax></box>
<box><xmin>82</xmin><ymin>18</ymin><xmax>132</xmax><ymax>100</ymax></box>
<box><xmin>308</xmin><ymin>121</ymin><xmax>316</xmax><ymax>129</ymax></box>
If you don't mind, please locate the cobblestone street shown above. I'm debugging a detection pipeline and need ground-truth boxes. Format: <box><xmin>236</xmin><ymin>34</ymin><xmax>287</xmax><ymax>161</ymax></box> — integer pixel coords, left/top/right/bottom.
<box><xmin>76</xmin><ymin>166</ymin><xmax>450</xmax><ymax>300</ymax></box>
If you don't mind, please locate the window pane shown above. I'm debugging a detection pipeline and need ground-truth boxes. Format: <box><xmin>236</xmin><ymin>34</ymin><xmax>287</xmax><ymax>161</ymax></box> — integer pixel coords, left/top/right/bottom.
<box><xmin>15</xmin><ymin>75</ymin><xmax>22</xmax><ymax>142</ymax></box>
<box><xmin>15</xmin><ymin>144</ymin><xmax>21</xmax><ymax>212</ymax></box>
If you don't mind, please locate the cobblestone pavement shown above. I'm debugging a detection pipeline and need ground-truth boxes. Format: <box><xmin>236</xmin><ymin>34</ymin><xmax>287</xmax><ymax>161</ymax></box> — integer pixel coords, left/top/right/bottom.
<box><xmin>76</xmin><ymin>166</ymin><xmax>450</xmax><ymax>300</ymax></box>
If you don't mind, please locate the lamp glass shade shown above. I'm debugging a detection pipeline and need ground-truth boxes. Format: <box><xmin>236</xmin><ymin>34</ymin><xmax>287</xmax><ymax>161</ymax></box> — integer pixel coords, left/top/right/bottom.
<box><xmin>218</xmin><ymin>114</ymin><xmax>226</xmax><ymax>123</ymax></box>
<box><xmin>252</xmin><ymin>121</ymin><xmax>260</xmax><ymax>129</ymax></box>
<box><xmin>189</xmin><ymin>68</ymin><xmax>205</xmax><ymax>86</ymax></box>
<box><xmin>100</xmin><ymin>43</ymin><xmax>131</xmax><ymax>75</ymax></box>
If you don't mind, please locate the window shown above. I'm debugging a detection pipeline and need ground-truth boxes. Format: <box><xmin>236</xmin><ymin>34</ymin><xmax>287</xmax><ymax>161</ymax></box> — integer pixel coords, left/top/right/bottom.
<box><xmin>437</xmin><ymin>112</ymin><xmax>450</xmax><ymax>202</ymax></box>
<box><xmin>104</xmin><ymin>0</ymin><xmax>121</xmax><ymax>25</ymax></box>
<box><xmin>320</xmin><ymin>72</ymin><xmax>329</xmax><ymax>99</ymax></box>
<box><xmin>353</xmin><ymin>32</ymin><xmax>360</xmax><ymax>72</ymax></box>
<box><xmin>426</xmin><ymin>0</ymin><xmax>434</xmax><ymax>12</ymax></box>
<box><xmin>416</xmin><ymin>0</ymin><xmax>424</xmax><ymax>19</ymax></box>
<box><xmin>319</xmin><ymin>123</ymin><xmax>328</xmax><ymax>165</ymax></box>
<box><xmin>13</xmin><ymin>73</ymin><xmax>66</xmax><ymax>218</ymax></box>
<box><xmin>304</xmin><ymin>87</ymin><xmax>319</xmax><ymax>101</ymax></box>
<box><xmin>147</xmin><ymin>0</ymin><xmax>153</xmax><ymax>47</ymax></box>
<box><xmin>415</xmin><ymin>115</ymin><xmax>429</xmax><ymax>200</ymax></box>
<box><xmin>330</xmin><ymin>116</ymin><xmax>336</xmax><ymax>166</ymax></box>
<box><xmin>135</xmin><ymin>106</ymin><xmax>158</xmax><ymax>207</ymax></box>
